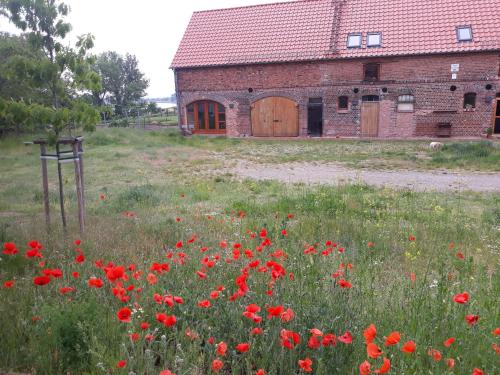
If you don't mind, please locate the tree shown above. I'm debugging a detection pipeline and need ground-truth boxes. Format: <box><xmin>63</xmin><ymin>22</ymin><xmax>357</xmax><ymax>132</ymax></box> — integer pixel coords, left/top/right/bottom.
<box><xmin>92</xmin><ymin>51</ymin><xmax>149</xmax><ymax>116</ymax></box>
<box><xmin>0</xmin><ymin>32</ymin><xmax>47</xmax><ymax>103</ymax></box>
<box><xmin>0</xmin><ymin>0</ymin><xmax>101</xmax><ymax>138</ymax></box>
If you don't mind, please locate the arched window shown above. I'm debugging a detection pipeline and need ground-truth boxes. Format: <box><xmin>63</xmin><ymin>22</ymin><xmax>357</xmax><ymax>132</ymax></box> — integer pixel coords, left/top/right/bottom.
<box><xmin>463</xmin><ymin>93</ymin><xmax>476</xmax><ymax>109</ymax></box>
<box><xmin>186</xmin><ymin>101</ymin><xmax>226</xmax><ymax>133</ymax></box>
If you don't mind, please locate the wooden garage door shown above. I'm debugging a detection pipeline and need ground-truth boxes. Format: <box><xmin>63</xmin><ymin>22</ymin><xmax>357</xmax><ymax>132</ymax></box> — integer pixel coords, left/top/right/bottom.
<box><xmin>251</xmin><ymin>97</ymin><xmax>298</xmax><ymax>137</ymax></box>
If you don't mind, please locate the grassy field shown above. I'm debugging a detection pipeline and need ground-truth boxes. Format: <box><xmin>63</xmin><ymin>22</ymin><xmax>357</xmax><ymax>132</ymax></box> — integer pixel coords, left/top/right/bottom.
<box><xmin>0</xmin><ymin>129</ymin><xmax>498</xmax><ymax>375</ymax></box>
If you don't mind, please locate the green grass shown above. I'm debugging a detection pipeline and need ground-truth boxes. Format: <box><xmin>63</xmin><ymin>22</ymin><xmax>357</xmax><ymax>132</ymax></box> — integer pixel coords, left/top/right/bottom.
<box><xmin>0</xmin><ymin>129</ymin><xmax>498</xmax><ymax>375</ymax></box>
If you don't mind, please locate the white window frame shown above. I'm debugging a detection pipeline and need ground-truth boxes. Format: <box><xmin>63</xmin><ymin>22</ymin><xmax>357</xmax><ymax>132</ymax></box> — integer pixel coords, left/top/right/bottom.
<box><xmin>367</xmin><ymin>32</ymin><xmax>382</xmax><ymax>47</ymax></box>
<box><xmin>347</xmin><ymin>33</ymin><xmax>362</xmax><ymax>48</ymax></box>
<box><xmin>457</xmin><ymin>26</ymin><xmax>473</xmax><ymax>42</ymax></box>
<box><xmin>397</xmin><ymin>95</ymin><xmax>415</xmax><ymax>113</ymax></box>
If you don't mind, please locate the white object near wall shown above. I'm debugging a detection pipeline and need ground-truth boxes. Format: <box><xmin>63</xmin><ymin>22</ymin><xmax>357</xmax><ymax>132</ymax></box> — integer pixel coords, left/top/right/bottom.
<box><xmin>451</xmin><ymin>64</ymin><xmax>460</xmax><ymax>73</ymax></box>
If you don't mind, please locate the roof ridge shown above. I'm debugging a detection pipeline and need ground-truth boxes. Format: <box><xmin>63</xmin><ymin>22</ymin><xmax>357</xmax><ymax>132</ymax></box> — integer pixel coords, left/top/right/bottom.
<box><xmin>192</xmin><ymin>0</ymin><xmax>327</xmax><ymax>15</ymax></box>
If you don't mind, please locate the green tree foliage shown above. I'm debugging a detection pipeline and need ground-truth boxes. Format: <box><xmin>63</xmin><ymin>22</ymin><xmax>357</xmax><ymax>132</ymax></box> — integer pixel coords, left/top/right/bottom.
<box><xmin>92</xmin><ymin>51</ymin><xmax>149</xmax><ymax>116</ymax></box>
<box><xmin>0</xmin><ymin>32</ymin><xmax>47</xmax><ymax>102</ymax></box>
<box><xmin>0</xmin><ymin>0</ymin><xmax>101</xmax><ymax>138</ymax></box>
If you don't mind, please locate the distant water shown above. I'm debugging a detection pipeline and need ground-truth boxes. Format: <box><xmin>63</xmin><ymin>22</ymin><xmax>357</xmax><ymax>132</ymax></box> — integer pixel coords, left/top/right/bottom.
<box><xmin>157</xmin><ymin>102</ymin><xmax>177</xmax><ymax>109</ymax></box>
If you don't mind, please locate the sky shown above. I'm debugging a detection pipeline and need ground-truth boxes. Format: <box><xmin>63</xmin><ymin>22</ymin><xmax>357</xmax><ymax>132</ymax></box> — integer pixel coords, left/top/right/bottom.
<box><xmin>0</xmin><ymin>0</ymin><xmax>290</xmax><ymax>98</ymax></box>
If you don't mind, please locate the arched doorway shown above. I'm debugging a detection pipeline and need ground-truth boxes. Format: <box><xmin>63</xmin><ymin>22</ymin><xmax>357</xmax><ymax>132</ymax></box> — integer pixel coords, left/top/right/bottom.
<box><xmin>186</xmin><ymin>101</ymin><xmax>226</xmax><ymax>134</ymax></box>
<box><xmin>251</xmin><ymin>97</ymin><xmax>298</xmax><ymax>137</ymax></box>
<box><xmin>361</xmin><ymin>95</ymin><xmax>380</xmax><ymax>137</ymax></box>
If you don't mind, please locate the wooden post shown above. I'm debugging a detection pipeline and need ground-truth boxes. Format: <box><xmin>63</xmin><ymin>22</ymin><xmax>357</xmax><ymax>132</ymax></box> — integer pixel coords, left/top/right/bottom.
<box><xmin>77</xmin><ymin>139</ymin><xmax>85</xmax><ymax>220</ymax></box>
<box><xmin>72</xmin><ymin>143</ymin><xmax>85</xmax><ymax>234</ymax></box>
<box><xmin>39</xmin><ymin>144</ymin><xmax>51</xmax><ymax>229</ymax></box>
<box><xmin>56</xmin><ymin>142</ymin><xmax>67</xmax><ymax>230</ymax></box>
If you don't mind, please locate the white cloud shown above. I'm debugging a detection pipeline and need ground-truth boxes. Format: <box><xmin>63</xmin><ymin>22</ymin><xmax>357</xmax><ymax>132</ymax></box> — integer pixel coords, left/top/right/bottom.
<box><xmin>0</xmin><ymin>0</ymin><xmax>290</xmax><ymax>98</ymax></box>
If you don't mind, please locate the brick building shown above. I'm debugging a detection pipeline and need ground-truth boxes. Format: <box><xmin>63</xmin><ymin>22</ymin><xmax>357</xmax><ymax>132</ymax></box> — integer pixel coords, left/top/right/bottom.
<box><xmin>171</xmin><ymin>0</ymin><xmax>500</xmax><ymax>138</ymax></box>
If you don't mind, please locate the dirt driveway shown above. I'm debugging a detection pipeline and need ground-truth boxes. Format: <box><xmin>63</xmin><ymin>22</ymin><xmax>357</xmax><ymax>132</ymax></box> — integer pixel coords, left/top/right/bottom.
<box><xmin>229</xmin><ymin>161</ymin><xmax>500</xmax><ymax>192</ymax></box>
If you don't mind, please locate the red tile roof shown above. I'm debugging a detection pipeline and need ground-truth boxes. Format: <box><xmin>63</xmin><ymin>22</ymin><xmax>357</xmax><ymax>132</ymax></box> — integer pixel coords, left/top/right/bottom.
<box><xmin>332</xmin><ymin>0</ymin><xmax>500</xmax><ymax>59</ymax></box>
<box><xmin>171</xmin><ymin>0</ymin><xmax>500</xmax><ymax>69</ymax></box>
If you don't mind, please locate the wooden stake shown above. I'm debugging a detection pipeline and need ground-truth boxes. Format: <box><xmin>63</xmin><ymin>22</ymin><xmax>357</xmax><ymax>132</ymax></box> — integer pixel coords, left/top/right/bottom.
<box><xmin>77</xmin><ymin>140</ymin><xmax>86</xmax><ymax>223</ymax></box>
<box><xmin>72</xmin><ymin>143</ymin><xmax>85</xmax><ymax>234</ymax></box>
<box><xmin>40</xmin><ymin>144</ymin><xmax>51</xmax><ymax>229</ymax></box>
<box><xmin>56</xmin><ymin>143</ymin><xmax>67</xmax><ymax>230</ymax></box>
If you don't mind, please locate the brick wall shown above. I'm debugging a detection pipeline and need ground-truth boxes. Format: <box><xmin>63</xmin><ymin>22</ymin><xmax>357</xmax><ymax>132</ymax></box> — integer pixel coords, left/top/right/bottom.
<box><xmin>175</xmin><ymin>52</ymin><xmax>500</xmax><ymax>138</ymax></box>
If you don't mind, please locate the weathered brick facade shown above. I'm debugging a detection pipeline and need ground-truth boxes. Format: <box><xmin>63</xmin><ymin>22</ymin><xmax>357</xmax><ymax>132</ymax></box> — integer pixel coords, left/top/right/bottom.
<box><xmin>175</xmin><ymin>52</ymin><xmax>499</xmax><ymax>138</ymax></box>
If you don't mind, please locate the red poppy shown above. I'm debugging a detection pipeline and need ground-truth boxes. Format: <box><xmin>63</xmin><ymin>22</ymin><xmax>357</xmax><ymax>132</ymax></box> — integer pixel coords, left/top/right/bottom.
<box><xmin>494</xmin><ymin>327</ymin><xmax>500</xmax><ymax>335</ymax></box>
<box><xmin>88</xmin><ymin>277</ymin><xmax>104</xmax><ymax>288</ymax></box>
<box><xmin>99</xmin><ymin>194</ymin><xmax>105</xmax><ymax>201</ymax></box>
<box><xmin>364</xmin><ymin>324</ymin><xmax>377</xmax><ymax>344</ymax></box>
<box><xmin>322</xmin><ymin>333</ymin><xmax>337</xmax><ymax>347</ymax></box>
<box><xmin>72</xmin><ymin>272</ymin><xmax>79</xmax><ymax>278</ymax></box>
<box><xmin>75</xmin><ymin>254</ymin><xmax>85</xmax><ymax>263</ymax></box>
<box><xmin>456</xmin><ymin>252</ymin><xmax>465</xmax><ymax>260</ymax></box>
<box><xmin>446</xmin><ymin>358</ymin><xmax>455</xmax><ymax>369</ymax></box>
<box><xmin>465</xmin><ymin>314</ymin><xmax>479</xmax><ymax>326</ymax></box>
<box><xmin>129</xmin><ymin>333</ymin><xmax>140</xmax><ymax>342</ymax></box>
<box><xmin>338</xmin><ymin>331</ymin><xmax>353</xmax><ymax>344</ymax></box>
<box><xmin>105</xmin><ymin>265</ymin><xmax>125</xmax><ymax>282</ymax></box>
<box><xmin>117</xmin><ymin>307</ymin><xmax>132</xmax><ymax>323</ymax></box>
<box><xmin>256</xmin><ymin>369</ymin><xmax>266</xmax><ymax>375</ymax></box>
<box><xmin>385</xmin><ymin>331</ymin><xmax>400</xmax><ymax>346</ymax></box>
<box><xmin>453</xmin><ymin>292</ymin><xmax>469</xmax><ymax>304</ymax></box>
<box><xmin>74</xmin><ymin>239</ymin><xmax>81</xmax><ymax>245</ymax></box>
<box><xmin>3</xmin><ymin>242</ymin><xmax>18</xmax><ymax>255</ymax></box>
<box><xmin>402</xmin><ymin>340</ymin><xmax>416</xmax><ymax>353</ymax></box>
<box><xmin>367</xmin><ymin>343</ymin><xmax>383</xmax><ymax>359</ymax></box>
<box><xmin>211</xmin><ymin>359</ymin><xmax>223</xmax><ymax>372</ymax></box>
<box><xmin>471</xmin><ymin>369</ymin><xmax>484</xmax><ymax>375</ymax></box>
<box><xmin>443</xmin><ymin>337</ymin><xmax>455</xmax><ymax>347</ymax></box>
<box><xmin>59</xmin><ymin>287</ymin><xmax>76</xmax><ymax>295</ymax></box>
<box><xmin>338</xmin><ymin>279</ymin><xmax>352</xmax><ymax>288</ymax></box>
<box><xmin>236</xmin><ymin>343</ymin><xmax>250</xmax><ymax>353</ymax></box>
<box><xmin>33</xmin><ymin>275</ymin><xmax>51</xmax><ymax>286</ymax></box>
<box><xmin>116</xmin><ymin>360</ymin><xmax>126</xmax><ymax>368</ymax></box>
<box><xmin>267</xmin><ymin>305</ymin><xmax>284</xmax><ymax>318</ymax></box>
<box><xmin>216</xmin><ymin>341</ymin><xmax>227</xmax><ymax>356</ymax></box>
<box><xmin>160</xmin><ymin>370</ymin><xmax>175</xmax><ymax>375</ymax></box>
<box><xmin>367</xmin><ymin>242</ymin><xmax>375</xmax><ymax>247</ymax></box>
<box><xmin>156</xmin><ymin>313</ymin><xmax>176</xmax><ymax>327</ymax></box>
<box><xmin>428</xmin><ymin>348</ymin><xmax>442</xmax><ymax>361</ymax></box>
<box><xmin>359</xmin><ymin>361</ymin><xmax>371</xmax><ymax>375</ymax></box>
<box><xmin>308</xmin><ymin>335</ymin><xmax>321</xmax><ymax>349</ymax></box>
<box><xmin>198</xmin><ymin>300</ymin><xmax>211</xmax><ymax>308</ymax></box>
<box><xmin>281</xmin><ymin>308</ymin><xmax>295</xmax><ymax>323</ymax></box>
<box><xmin>408</xmin><ymin>235</ymin><xmax>416</xmax><ymax>241</ymax></box>
<box><xmin>140</xmin><ymin>322</ymin><xmax>150</xmax><ymax>330</ymax></box>
<box><xmin>250</xmin><ymin>327</ymin><xmax>263</xmax><ymax>335</ymax></box>
<box><xmin>3</xmin><ymin>280</ymin><xmax>14</xmax><ymax>288</ymax></box>
<box><xmin>298</xmin><ymin>357</ymin><xmax>313</xmax><ymax>372</ymax></box>
<box><xmin>280</xmin><ymin>329</ymin><xmax>300</xmax><ymax>349</ymax></box>
<box><xmin>375</xmin><ymin>358</ymin><xmax>391</xmax><ymax>374</ymax></box>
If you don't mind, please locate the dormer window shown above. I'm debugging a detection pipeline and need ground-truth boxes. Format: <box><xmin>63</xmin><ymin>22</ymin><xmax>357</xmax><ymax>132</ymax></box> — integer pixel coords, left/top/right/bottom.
<box><xmin>347</xmin><ymin>33</ymin><xmax>362</xmax><ymax>48</ymax></box>
<box><xmin>457</xmin><ymin>26</ymin><xmax>473</xmax><ymax>42</ymax></box>
<box><xmin>367</xmin><ymin>33</ymin><xmax>381</xmax><ymax>47</ymax></box>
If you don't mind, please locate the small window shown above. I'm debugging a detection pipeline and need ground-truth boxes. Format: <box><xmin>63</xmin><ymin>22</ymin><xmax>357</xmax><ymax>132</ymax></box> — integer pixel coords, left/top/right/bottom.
<box><xmin>457</xmin><ymin>26</ymin><xmax>473</xmax><ymax>42</ymax></box>
<box><xmin>367</xmin><ymin>33</ymin><xmax>381</xmax><ymax>47</ymax></box>
<box><xmin>338</xmin><ymin>96</ymin><xmax>349</xmax><ymax>110</ymax></box>
<box><xmin>463</xmin><ymin>93</ymin><xmax>476</xmax><ymax>109</ymax></box>
<box><xmin>397</xmin><ymin>95</ymin><xmax>415</xmax><ymax>112</ymax></box>
<box><xmin>347</xmin><ymin>33</ymin><xmax>362</xmax><ymax>48</ymax></box>
<box><xmin>364</xmin><ymin>63</ymin><xmax>380</xmax><ymax>81</ymax></box>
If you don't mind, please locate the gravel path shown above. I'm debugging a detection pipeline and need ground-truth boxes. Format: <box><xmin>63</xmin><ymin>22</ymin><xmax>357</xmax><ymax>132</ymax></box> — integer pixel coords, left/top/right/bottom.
<box><xmin>230</xmin><ymin>162</ymin><xmax>500</xmax><ymax>192</ymax></box>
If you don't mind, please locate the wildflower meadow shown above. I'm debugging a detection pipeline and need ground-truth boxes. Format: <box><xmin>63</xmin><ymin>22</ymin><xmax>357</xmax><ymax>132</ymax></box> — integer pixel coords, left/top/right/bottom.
<box><xmin>0</xmin><ymin>129</ymin><xmax>498</xmax><ymax>375</ymax></box>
